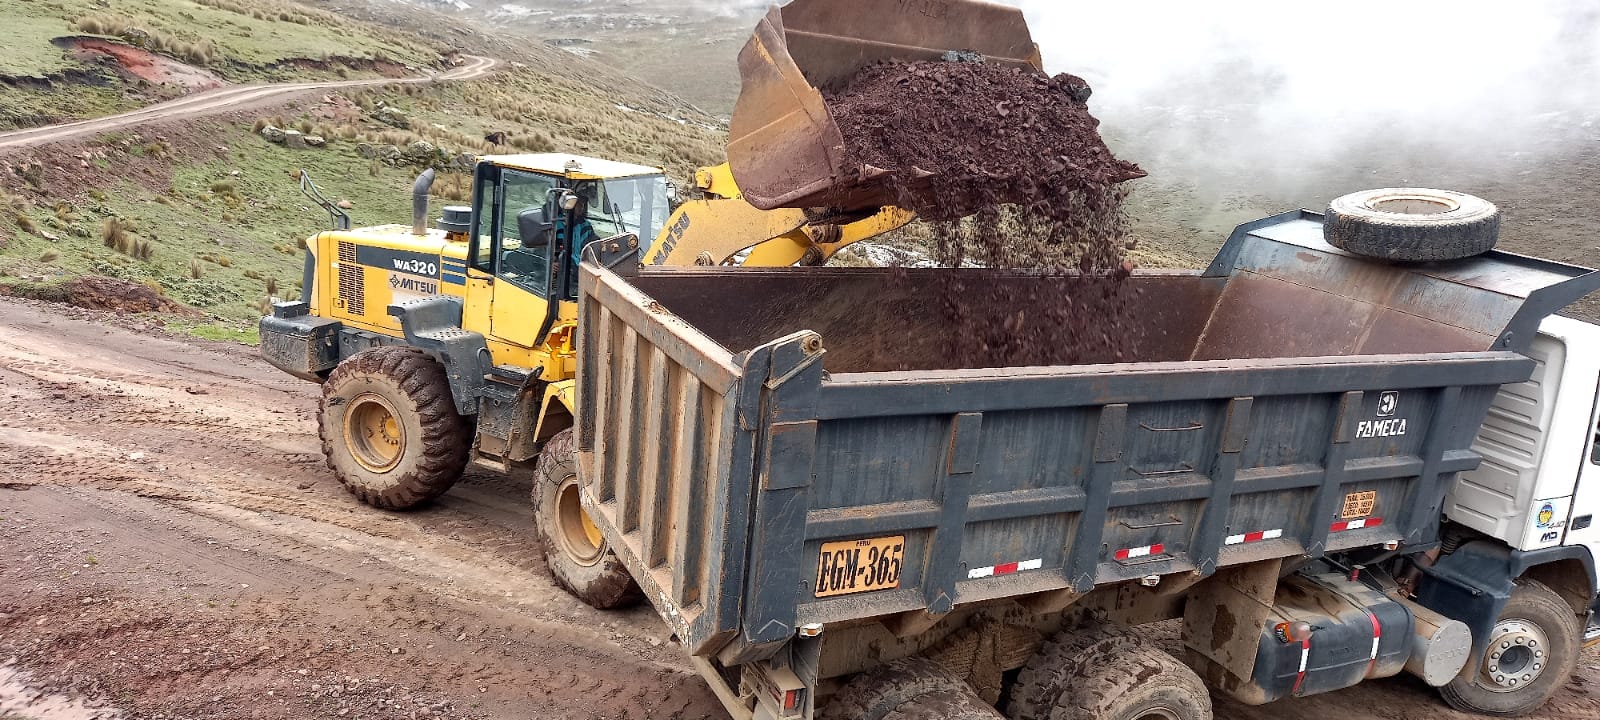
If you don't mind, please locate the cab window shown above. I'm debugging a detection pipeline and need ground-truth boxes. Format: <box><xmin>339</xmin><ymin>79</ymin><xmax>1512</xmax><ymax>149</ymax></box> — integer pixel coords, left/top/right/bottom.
<box><xmin>468</xmin><ymin>166</ymin><xmax>560</xmax><ymax>296</ymax></box>
<box><xmin>496</xmin><ymin>170</ymin><xmax>558</xmax><ymax>296</ymax></box>
<box><xmin>590</xmin><ymin>175</ymin><xmax>671</xmax><ymax>247</ymax></box>
<box><xmin>1590</xmin><ymin>411</ymin><xmax>1600</xmax><ymax>465</ymax></box>
<box><xmin>468</xmin><ymin>165</ymin><xmax>499</xmax><ymax>272</ymax></box>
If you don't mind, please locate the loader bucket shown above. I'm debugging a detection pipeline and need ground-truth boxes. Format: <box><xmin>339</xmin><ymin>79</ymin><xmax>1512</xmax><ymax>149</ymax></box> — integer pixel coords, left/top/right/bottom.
<box><xmin>728</xmin><ymin>0</ymin><xmax>1042</xmax><ymax>212</ymax></box>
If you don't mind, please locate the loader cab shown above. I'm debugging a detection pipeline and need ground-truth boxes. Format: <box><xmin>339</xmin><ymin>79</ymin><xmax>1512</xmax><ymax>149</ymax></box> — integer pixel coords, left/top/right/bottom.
<box><xmin>463</xmin><ymin>154</ymin><xmax>671</xmax><ymax>351</ymax></box>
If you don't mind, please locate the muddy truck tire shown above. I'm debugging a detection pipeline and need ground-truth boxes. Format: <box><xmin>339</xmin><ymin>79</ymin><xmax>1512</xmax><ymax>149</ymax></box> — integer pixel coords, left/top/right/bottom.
<box><xmin>1008</xmin><ymin>624</ymin><xmax>1143</xmax><ymax>720</ymax></box>
<box><xmin>1440</xmin><ymin>579</ymin><xmax>1580</xmax><ymax>717</ymax></box>
<box><xmin>1020</xmin><ymin>634</ymin><xmax>1211</xmax><ymax>720</ymax></box>
<box><xmin>532</xmin><ymin>429</ymin><xmax>643</xmax><ymax>610</ymax></box>
<box><xmin>821</xmin><ymin>658</ymin><xmax>1000</xmax><ymax>720</ymax></box>
<box><xmin>1324</xmin><ymin>188</ymin><xmax>1500</xmax><ymax>262</ymax></box>
<box><xmin>318</xmin><ymin>346</ymin><xmax>471</xmax><ymax>509</ymax></box>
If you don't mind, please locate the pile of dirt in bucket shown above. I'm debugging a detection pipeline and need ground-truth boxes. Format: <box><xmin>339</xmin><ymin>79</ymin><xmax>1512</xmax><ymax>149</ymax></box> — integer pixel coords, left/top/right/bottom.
<box><xmin>824</xmin><ymin>58</ymin><xmax>1147</xmax><ymax>367</ymax></box>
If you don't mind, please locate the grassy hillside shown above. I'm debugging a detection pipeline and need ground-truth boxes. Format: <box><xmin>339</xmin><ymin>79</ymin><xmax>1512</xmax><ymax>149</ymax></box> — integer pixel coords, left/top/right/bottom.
<box><xmin>0</xmin><ymin>65</ymin><xmax>725</xmax><ymax>340</ymax></box>
<box><xmin>0</xmin><ymin>0</ymin><xmax>446</xmax><ymax>129</ymax></box>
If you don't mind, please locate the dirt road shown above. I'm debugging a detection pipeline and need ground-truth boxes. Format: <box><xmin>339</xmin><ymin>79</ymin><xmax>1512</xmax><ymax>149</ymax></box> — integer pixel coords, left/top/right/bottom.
<box><xmin>1</xmin><ymin>297</ymin><xmax>1599</xmax><ymax>719</ymax></box>
<box><xmin>0</xmin><ymin>298</ymin><xmax>717</xmax><ymax>719</ymax></box>
<box><xmin>0</xmin><ymin>55</ymin><xmax>498</xmax><ymax>152</ymax></box>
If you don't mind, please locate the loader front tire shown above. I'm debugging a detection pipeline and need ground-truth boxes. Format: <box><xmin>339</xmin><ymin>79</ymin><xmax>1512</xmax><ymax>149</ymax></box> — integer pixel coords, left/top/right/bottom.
<box><xmin>533</xmin><ymin>429</ymin><xmax>643</xmax><ymax>610</ymax></box>
<box><xmin>319</xmin><ymin>346</ymin><xmax>471</xmax><ymax>510</ymax></box>
<box><xmin>1440</xmin><ymin>579</ymin><xmax>1579</xmax><ymax>717</ymax></box>
<box><xmin>1324</xmin><ymin>188</ymin><xmax>1500</xmax><ymax>261</ymax></box>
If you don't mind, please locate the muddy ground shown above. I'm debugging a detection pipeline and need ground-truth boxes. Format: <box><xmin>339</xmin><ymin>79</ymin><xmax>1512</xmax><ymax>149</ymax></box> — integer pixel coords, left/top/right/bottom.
<box><xmin>1</xmin><ymin>298</ymin><xmax>1599</xmax><ymax>719</ymax></box>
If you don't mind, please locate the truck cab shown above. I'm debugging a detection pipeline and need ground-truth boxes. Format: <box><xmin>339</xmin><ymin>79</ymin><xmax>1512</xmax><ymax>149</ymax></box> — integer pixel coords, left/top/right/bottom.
<box><xmin>1446</xmin><ymin>314</ymin><xmax>1600</xmax><ymax>634</ymax></box>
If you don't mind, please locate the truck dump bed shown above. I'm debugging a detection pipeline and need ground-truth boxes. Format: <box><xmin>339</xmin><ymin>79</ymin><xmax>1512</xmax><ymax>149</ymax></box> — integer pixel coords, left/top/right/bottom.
<box><xmin>575</xmin><ymin>210</ymin><xmax>1599</xmax><ymax>662</ymax></box>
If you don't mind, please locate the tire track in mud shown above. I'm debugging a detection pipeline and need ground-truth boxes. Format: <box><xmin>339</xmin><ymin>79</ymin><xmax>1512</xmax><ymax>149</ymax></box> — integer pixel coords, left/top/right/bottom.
<box><xmin>1</xmin><ymin>309</ymin><xmax>576</xmax><ymax>631</ymax></box>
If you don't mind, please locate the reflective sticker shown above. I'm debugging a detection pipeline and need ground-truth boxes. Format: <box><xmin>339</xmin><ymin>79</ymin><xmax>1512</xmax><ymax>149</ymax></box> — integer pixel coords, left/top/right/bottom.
<box><xmin>968</xmin><ymin>558</ymin><xmax>1043</xmax><ymax>580</ymax></box>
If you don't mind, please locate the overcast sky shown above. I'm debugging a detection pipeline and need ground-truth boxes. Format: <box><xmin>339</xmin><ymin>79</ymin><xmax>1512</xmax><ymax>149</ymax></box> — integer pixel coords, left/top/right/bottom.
<box><xmin>997</xmin><ymin>0</ymin><xmax>1600</xmax><ymax>172</ymax></box>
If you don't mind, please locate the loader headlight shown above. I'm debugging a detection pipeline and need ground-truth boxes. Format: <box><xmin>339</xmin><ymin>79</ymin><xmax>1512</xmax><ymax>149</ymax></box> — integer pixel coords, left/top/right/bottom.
<box><xmin>558</xmin><ymin>191</ymin><xmax>580</xmax><ymax>211</ymax></box>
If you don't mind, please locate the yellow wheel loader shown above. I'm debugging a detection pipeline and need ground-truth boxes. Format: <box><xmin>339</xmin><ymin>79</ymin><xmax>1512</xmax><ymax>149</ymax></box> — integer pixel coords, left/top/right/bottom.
<box><xmin>260</xmin><ymin>0</ymin><xmax>1038</xmax><ymax>606</ymax></box>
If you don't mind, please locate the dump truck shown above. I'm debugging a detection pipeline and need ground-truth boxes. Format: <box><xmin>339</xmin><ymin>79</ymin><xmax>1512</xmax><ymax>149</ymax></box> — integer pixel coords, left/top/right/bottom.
<box><xmin>567</xmin><ymin>203</ymin><xmax>1600</xmax><ymax>720</ymax></box>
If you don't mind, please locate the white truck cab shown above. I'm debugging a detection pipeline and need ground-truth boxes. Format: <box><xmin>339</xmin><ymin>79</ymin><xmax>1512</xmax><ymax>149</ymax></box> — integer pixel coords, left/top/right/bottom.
<box><xmin>1446</xmin><ymin>314</ymin><xmax>1600</xmax><ymax>635</ymax></box>
<box><xmin>1449</xmin><ymin>316</ymin><xmax>1600</xmax><ymax>554</ymax></box>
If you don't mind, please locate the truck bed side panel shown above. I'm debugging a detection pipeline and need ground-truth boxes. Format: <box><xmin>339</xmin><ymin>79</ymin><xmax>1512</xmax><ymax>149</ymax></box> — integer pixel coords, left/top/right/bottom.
<box><xmin>576</xmin><ymin>265</ymin><xmax>755</xmax><ymax>656</ymax></box>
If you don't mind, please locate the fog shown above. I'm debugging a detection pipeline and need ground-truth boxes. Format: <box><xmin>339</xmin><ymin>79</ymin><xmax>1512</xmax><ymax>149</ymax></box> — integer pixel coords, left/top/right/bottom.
<box><xmin>676</xmin><ymin>0</ymin><xmax>767</xmax><ymax>18</ymax></box>
<box><xmin>999</xmin><ymin>1</ymin><xmax>1600</xmax><ymax>200</ymax></box>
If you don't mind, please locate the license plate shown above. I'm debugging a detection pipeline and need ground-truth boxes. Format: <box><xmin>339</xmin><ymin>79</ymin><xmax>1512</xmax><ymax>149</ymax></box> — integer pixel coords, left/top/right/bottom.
<box><xmin>1342</xmin><ymin>491</ymin><xmax>1377</xmax><ymax>520</ymax></box>
<box><xmin>814</xmin><ymin>536</ymin><xmax>905</xmax><ymax>598</ymax></box>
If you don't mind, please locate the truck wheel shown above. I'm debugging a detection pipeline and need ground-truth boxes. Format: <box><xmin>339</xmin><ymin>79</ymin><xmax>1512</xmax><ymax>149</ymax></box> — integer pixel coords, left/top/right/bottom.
<box><xmin>1023</xmin><ymin>638</ymin><xmax>1211</xmax><ymax>720</ymax></box>
<box><xmin>319</xmin><ymin>346</ymin><xmax>471</xmax><ymax>510</ymax></box>
<box><xmin>532</xmin><ymin>429</ymin><xmax>643</xmax><ymax>610</ymax></box>
<box><xmin>1440</xmin><ymin>579</ymin><xmax>1579</xmax><ymax>717</ymax></box>
<box><xmin>1324</xmin><ymin>188</ymin><xmax>1499</xmax><ymax>261</ymax></box>
<box><xmin>1008</xmin><ymin>625</ymin><xmax>1140</xmax><ymax>720</ymax></box>
<box><xmin>821</xmin><ymin>658</ymin><xmax>1000</xmax><ymax>720</ymax></box>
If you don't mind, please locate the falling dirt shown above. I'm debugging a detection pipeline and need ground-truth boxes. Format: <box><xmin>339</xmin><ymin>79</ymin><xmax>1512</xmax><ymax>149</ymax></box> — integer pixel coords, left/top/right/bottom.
<box><xmin>825</xmin><ymin>58</ymin><xmax>1146</xmax><ymax>368</ymax></box>
<box><xmin>0</xmin><ymin>664</ymin><xmax>122</xmax><ymax>719</ymax></box>
<box><xmin>56</xmin><ymin>37</ymin><xmax>226</xmax><ymax>91</ymax></box>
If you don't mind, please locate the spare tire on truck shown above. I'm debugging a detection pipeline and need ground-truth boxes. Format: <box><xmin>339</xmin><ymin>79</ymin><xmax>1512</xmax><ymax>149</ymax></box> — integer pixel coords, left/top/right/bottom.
<box><xmin>1323</xmin><ymin>188</ymin><xmax>1500</xmax><ymax>261</ymax></box>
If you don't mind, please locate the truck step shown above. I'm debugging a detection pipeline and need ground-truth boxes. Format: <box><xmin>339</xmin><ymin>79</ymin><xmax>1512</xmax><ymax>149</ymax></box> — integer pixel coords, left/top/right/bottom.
<box><xmin>1585</xmin><ymin>620</ymin><xmax>1600</xmax><ymax>647</ymax></box>
<box><xmin>473</xmin><ymin>454</ymin><xmax>509</xmax><ymax>473</ymax></box>
<box><xmin>488</xmin><ymin>365</ymin><xmax>531</xmax><ymax>383</ymax></box>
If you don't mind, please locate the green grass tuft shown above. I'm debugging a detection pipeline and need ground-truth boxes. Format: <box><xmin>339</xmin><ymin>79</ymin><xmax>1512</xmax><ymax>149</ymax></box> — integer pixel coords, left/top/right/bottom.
<box><xmin>176</xmin><ymin>322</ymin><xmax>260</xmax><ymax>345</ymax></box>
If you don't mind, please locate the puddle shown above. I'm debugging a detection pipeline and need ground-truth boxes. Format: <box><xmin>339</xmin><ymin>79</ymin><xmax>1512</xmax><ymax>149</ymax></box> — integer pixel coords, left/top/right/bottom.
<box><xmin>0</xmin><ymin>664</ymin><xmax>123</xmax><ymax>720</ymax></box>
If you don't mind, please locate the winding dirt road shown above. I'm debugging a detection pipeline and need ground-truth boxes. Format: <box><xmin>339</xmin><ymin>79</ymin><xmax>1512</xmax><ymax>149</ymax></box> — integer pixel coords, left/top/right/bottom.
<box><xmin>0</xmin><ymin>54</ymin><xmax>497</xmax><ymax>152</ymax></box>
<box><xmin>0</xmin><ymin>297</ymin><xmax>1598</xmax><ymax>719</ymax></box>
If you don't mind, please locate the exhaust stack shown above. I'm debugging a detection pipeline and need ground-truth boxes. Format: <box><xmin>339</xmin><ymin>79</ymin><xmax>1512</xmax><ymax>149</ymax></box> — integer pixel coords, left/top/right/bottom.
<box><xmin>412</xmin><ymin>169</ymin><xmax>436</xmax><ymax>236</ymax></box>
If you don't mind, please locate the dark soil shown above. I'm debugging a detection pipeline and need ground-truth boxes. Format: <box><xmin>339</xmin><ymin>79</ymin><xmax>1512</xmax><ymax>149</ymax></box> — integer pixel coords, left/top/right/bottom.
<box><xmin>0</xmin><ymin>275</ymin><xmax>201</xmax><ymax>316</ymax></box>
<box><xmin>825</xmin><ymin>59</ymin><xmax>1146</xmax><ymax>367</ymax></box>
<box><xmin>70</xmin><ymin>275</ymin><xmax>202</xmax><ymax>315</ymax></box>
<box><xmin>825</xmin><ymin>59</ymin><xmax>1142</xmax><ymax>262</ymax></box>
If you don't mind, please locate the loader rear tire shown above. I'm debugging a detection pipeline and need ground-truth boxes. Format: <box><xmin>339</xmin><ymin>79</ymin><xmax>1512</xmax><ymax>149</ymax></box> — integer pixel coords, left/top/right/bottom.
<box><xmin>1439</xmin><ymin>579</ymin><xmax>1579</xmax><ymax>717</ymax></box>
<box><xmin>533</xmin><ymin>429</ymin><xmax>643</xmax><ymax>610</ymax></box>
<box><xmin>1007</xmin><ymin>624</ymin><xmax>1142</xmax><ymax>720</ymax></box>
<box><xmin>1324</xmin><ymin>188</ymin><xmax>1499</xmax><ymax>262</ymax></box>
<box><xmin>319</xmin><ymin>346</ymin><xmax>471</xmax><ymax>510</ymax></box>
<box><xmin>821</xmin><ymin>658</ymin><xmax>1000</xmax><ymax>720</ymax></box>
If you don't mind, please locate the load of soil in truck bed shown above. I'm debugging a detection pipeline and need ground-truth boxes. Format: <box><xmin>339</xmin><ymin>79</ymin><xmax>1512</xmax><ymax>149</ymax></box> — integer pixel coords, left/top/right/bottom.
<box><xmin>824</xmin><ymin>59</ymin><xmax>1147</xmax><ymax>366</ymax></box>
